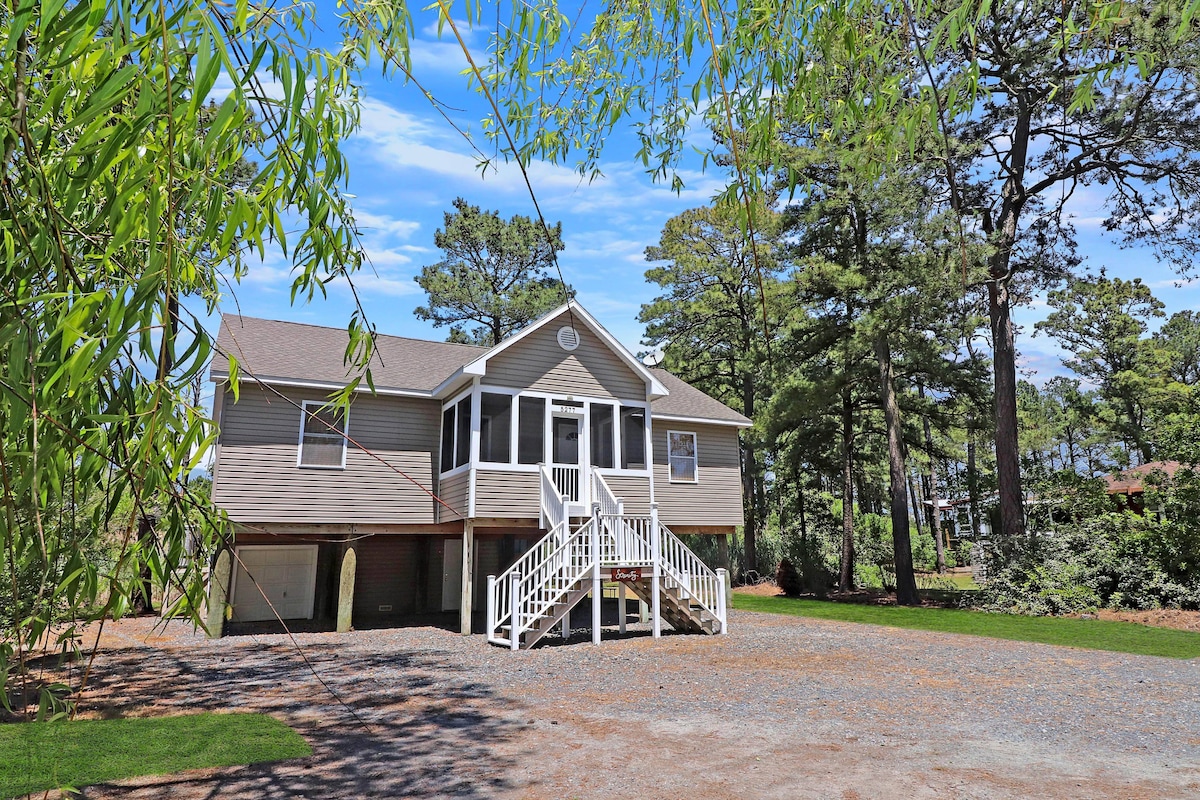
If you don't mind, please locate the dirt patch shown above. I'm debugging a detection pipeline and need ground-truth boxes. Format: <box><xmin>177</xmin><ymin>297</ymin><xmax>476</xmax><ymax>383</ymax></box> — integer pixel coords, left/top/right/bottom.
<box><xmin>733</xmin><ymin>580</ymin><xmax>786</xmax><ymax>596</ymax></box>
<box><xmin>1097</xmin><ymin>607</ymin><xmax>1200</xmax><ymax>632</ymax></box>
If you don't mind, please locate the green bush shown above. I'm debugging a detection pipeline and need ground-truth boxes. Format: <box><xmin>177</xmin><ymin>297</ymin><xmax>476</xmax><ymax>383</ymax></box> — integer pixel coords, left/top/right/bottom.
<box><xmin>976</xmin><ymin>511</ymin><xmax>1200</xmax><ymax>615</ymax></box>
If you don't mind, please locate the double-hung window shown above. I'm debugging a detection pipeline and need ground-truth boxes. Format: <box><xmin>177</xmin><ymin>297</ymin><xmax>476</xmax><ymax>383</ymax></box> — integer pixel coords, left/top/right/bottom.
<box><xmin>298</xmin><ymin>401</ymin><xmax>347</xmax><ymax>468</ymax></box>
<box><xmin>666</xmin><ymin>431</ymin><xmax>698</xmax><ymax>483</ymax></box>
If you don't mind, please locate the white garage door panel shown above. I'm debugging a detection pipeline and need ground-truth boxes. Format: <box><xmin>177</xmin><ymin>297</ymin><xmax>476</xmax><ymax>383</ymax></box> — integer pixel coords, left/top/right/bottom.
<box><xmin>231</xmin><ymin>545</ymin><xmax>318</xmax><ymax>622</ymax></box>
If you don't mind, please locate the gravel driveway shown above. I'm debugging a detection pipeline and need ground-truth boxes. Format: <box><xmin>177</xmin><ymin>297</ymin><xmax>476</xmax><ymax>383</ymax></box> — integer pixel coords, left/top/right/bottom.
<box><xmin>59</xmin><ymin>608</ymin><xmax>1200</xmax><ymax>799</ymax></box>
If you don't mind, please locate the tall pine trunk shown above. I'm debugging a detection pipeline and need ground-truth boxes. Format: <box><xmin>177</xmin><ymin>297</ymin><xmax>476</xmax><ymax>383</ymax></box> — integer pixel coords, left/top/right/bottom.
<box><xmin>918</xmin><ymin>386</ymin><xmax>945</xmax><ymax>573</ymax></box>
<box><xmin>741</xmin><ymin>374</ymin><xmax>760</xmax><ymax>577</ymax></box>
<box><xmin>875</xmin><ymin>333</ymin><xmax>919</xmax><ymax>605</ymax></box>
<box><xmin>967</xmin><ymin>413</ymin><xmax>982</xmax><ymax>539</ymax></box>
<box><xmin>907</xmin><ymin>472</ymin><xmax>924</xmax><ymax>539</ymax></box>
<box><xmin>983</xmin><ymin>96</ymin><xmax>1032</xmax><ymax>547</ymax></box>
<box><xmin>839</xmin><ymin>384</ymin><xmax>855</xmax><ymax>592</ymax></box>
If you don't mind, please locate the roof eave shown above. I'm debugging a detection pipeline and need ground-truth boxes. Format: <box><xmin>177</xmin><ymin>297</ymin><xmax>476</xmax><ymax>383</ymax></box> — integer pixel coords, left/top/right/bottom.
<box><xmin>652</xmin><ymin>413</ymin><xmax>753</xmax><ymax>428</ymax></box>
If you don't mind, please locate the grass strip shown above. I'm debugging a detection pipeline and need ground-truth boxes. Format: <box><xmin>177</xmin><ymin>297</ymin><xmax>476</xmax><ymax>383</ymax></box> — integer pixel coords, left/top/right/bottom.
<box><xmin>0</xmin><ymin>712</ymin><xmax>311</xmax><ymax>798</ymax></box>
<box><xmin>733</xmin><ymin>593</ymin><xmax>1200</xmax><ymax>660</ymax></box>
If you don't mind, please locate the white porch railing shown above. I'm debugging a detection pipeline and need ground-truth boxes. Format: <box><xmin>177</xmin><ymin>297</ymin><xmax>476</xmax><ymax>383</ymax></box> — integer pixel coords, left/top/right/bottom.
<box><xmin>486</xmin><ymin>470</ymin><xmax>728</xmax><ymax>649</ymax></box>
<box><xmin>551</xmin><ymin>464</ymin><xmax>581</xmax><ymax>504</ymax></box>
<box><xmin>658</xmin><ymin>521</ymin><xmax>727</xmax><ymax>633</ymax></box>
<box><xmin>540</xmin><ymin>466</ymin><xmax>568</xmax><ymax>536</ymax></box>
<box><xmin>487</xmin><ymin>518</ymin><xmax>593</xmax><ymax>649</ymax></box>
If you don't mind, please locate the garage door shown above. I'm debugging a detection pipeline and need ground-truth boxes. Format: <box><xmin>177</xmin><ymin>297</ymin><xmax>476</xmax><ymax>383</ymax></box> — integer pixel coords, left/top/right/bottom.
<box><xmin>231</xmin><ymin>545</ymin><xmax>318</xmax><ymax>622</ymax></box>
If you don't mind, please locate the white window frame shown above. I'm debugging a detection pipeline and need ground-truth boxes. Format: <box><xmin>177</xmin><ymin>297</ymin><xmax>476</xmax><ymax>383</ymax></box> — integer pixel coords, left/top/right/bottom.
<box><xmin>479</xmin><ymin>390</ymin><xmax>516</xmax><ymax>466</ymax></box>
<box><xmin>666</xmin><ymin>430</ymin><xmax>699</xmax><ymax>484</ymax></box>
<box><xmin>297</xmin><ymin>400</ymin><xmax>349</xmax><ymax>469</ymax></box>
<box><xmin>451</xmin><ymin>385</ymin><xmax>653</xmax><ymax>477</ymax></box>
<box><xmin>439</xmin><ymin>387</ymin><xmax>473</xmax><ymax>477</ymax></box>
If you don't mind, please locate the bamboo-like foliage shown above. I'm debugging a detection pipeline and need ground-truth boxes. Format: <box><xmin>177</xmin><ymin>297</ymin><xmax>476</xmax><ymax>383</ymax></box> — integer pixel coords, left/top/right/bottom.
<box><xmin>0</xmin><ymin>0</ymin><xmax>415</xmax><ymax>718</ymax></box>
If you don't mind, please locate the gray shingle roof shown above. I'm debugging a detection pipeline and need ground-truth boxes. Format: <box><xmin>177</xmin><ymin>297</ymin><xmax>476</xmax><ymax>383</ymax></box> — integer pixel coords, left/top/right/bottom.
<box><xmin>211</xmin><ymin>315</ymin><xmax>484</xmax><ymax>393</ymax></box>
<box><xmin>649</xmin><ymin>369</ymin><xmax>752</xmax><ymax>426</ymax></box>
<box><xmin>210</xmin><ymin>314</ymin><xmax>750</xmax><ymax>425</ymax></box>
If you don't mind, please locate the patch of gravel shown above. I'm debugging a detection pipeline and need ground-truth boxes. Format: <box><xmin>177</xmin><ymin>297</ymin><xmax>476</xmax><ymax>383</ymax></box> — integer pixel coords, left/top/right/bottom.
<box><xmin>33</xmin><ymin>607</ymin><xmax>1200</xmax><ymax>799</ymax></box>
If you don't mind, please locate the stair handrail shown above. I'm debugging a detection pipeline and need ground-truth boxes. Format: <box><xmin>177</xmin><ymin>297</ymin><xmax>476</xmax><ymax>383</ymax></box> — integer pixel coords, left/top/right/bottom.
<box><xmin>487</xmin><ymin>517</ymin><xmax>595</xmax><ymax>647</ymax></box>
<box><xmin>591</xmin><ymin>472</ymin><xmax>623</xmax><ymax>560</ymax></box>
<box><xmin>540</xmin><ymin>465</ymin><xmax>568</xmax><ymax>540</ymax></box>
<box><xmin>656</xmin><ymin>520</ymin><xmax>727</xmax><ymax>633</ymax></box>
<box><xmin>591</xmin><ymin>472</ymin><xmax>622</xmax><ymax>517</ymax></box>
<box><xmin>602</xmin><ymin>509</ymin><xmax>726</xmax><ymax>633</ymax></box>
<box><xmin>488</xmin><ymin>521</ymin><xmax>561</xmax><ymax>644</ymax></box>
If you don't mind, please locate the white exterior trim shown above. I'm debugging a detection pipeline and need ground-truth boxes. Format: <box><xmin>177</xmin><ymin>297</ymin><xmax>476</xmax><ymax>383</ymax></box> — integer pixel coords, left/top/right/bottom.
<box><xmin>652</xmin><ymin>413</ymin><xmax>753</xmax><ymax>428</ymax></box>
<box><xmin>213</xmin><ymin>373</ymin><xmax>433</xmax><ymax>399</ymax></box>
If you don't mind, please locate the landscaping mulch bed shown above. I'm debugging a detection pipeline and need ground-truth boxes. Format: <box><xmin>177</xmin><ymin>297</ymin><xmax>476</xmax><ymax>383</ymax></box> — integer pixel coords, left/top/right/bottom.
<box><xmin>11</xmin><ymin>605</ymin><xmax>1200</xmax><ymax>799</ymax></box>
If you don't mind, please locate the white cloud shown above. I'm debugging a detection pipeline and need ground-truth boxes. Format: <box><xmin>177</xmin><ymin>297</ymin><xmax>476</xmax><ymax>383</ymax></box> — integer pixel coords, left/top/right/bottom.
<box><xmin>410</xmin><ymin>39</ymin><xmax>472</xmax><ymax>76</ymax></box>
<box><xmin>352</xmin><ymin>97</ymin><xmax>734</xmax><ymax>213</ymax></box>
<box><xmin>353</xmin><ymin>209</ymin><xmax>420</xmax><ymax>240</ymax></box>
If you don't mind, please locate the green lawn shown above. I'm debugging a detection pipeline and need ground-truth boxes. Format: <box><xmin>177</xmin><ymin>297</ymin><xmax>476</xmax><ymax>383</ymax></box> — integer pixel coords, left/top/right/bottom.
<box><xmin>733</xmin><ymin>593</ymin><xmax>1200</xmax><ymax>660</ymax></box>
<box><xmin>0</xmin><ymin>712</ymin><xmax>311</xmax><ymax>798</ymax></box>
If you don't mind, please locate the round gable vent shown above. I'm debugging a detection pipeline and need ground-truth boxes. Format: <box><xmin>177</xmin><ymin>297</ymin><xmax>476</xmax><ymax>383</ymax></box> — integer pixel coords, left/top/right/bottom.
<box><xmin>557</xmin><ymin>325</ymin><xmax>580</xmax><ymax>351</ymax></box>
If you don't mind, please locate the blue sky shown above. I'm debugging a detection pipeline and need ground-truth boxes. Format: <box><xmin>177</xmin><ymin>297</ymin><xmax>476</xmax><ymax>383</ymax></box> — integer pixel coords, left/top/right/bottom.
<box><xmin>194</xmin><ymin>4</ymin><xmax>1200</xmax><ymax>394</ymax></box>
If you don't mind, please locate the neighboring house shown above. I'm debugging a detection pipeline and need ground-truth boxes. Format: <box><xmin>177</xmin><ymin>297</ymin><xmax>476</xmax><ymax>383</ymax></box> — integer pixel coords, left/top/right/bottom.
<box><xmin>206</xmin><ymin>301</ymin><xmax>750</xmax><ymax>646</ymax></box>
<box><xmin>1103</xmin><ymin>460</ymin><xmax>1182</xmax><ymax>514</ymax></box>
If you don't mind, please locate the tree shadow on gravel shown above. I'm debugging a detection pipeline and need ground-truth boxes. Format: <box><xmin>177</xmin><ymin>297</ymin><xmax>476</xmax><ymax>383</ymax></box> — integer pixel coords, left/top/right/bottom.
<box><xmin>72</xmin><ymin>640</ymin><xmax>531</xmax><ymax>799</ymax></box>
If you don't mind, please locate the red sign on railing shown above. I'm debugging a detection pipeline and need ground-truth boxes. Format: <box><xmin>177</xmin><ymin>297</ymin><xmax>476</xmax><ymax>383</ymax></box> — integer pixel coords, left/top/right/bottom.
<box><xmin>613</xmin><ymin>567</ymin><xmax>642</xmax><ymax>582</ymax></box>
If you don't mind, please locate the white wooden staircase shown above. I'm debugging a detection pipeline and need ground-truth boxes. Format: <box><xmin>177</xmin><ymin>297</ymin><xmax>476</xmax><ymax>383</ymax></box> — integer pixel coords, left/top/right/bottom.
<box><xmin>486</xmin><ymin>469</ymin><xmax>728</xmax><ymax>650</ymax></box>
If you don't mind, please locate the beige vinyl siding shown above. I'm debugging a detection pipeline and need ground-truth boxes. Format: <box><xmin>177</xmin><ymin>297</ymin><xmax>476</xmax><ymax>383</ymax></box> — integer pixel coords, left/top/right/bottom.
<box><xmin>212</xmin><ymin>385</ymin><xmax>441</xmax><ymax>525</ymax></box>
<box><xmin>600</xmin><ymin>474</ymin><xmax>652</xmax><ymax>516</ymax></box>
<box><xmin>473</xmin><ymin>470</ymin><xmax>540</xmax><ymax>518</ymax></box>
<box><xmin>482</xmin><ymin>311</ymin><xmax>646</xmax><ymax>399</ymax></box>
<box><xmin>437</xmin><ymin>471</ymin><xmax>470</xmax><ymax>522</ymax></box>
<box><xmin>651</xmin><ymin>421</ymin><xmax>744</xmax><ymax>527</ymax></box>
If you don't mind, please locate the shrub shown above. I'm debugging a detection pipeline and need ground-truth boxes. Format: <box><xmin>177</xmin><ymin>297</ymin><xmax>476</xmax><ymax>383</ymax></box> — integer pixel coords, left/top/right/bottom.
<box><xmin>975</xmin><ymin>511</ymin><xmax>1200</xmax><ymax>614</ymax></box>
<box><xmin>775</xmin><ymin>559</ymin><xmax>803</xmax><ymax>596</ymax></box>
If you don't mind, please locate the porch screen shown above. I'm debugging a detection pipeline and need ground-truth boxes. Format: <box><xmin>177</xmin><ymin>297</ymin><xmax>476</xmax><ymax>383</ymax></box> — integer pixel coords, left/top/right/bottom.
<box><xmin>480</xmin><ymin>393</ymin><xmax>512</xmax><ymax>463</ymax></box>
<box><xmin>620</xmin><ymin>407</ymin><xmax>646</xmax><ymax>469</ymax></box>
<box><xmin>440</xmin><ymin>406</ymin><xmax>454</xmax><ymax>471</ymax></box>
<box><xmin>590</xmin><ymin>404</ymin><xmax>614</xmax><ymax>468</ymax></box>
<box><xmin>517</xmin><ymin>397</ymin><xmax>545</xmax><ymax>464</ymax></box>
<box><xmin>455</xmin><ymin>396</ymin><xmax>471</xmax><ymax>467</ymax></box>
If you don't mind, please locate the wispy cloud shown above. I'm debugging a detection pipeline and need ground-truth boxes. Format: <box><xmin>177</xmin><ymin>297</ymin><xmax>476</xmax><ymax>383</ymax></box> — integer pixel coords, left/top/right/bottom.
<box><xmin>351</xmin><ymin>97</ymin><xmax>732</xmax><ymax>213</ymax></box>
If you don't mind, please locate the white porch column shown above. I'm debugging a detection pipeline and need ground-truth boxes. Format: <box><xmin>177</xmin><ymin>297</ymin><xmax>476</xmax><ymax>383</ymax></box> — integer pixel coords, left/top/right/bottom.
<box><xmin>460</xmin><ymin>521</ymin><xmax>474</xmax><ymax>635</ymax></box>
<box><xmin>591</xmin><ymin>502</ymin><xmax>602</xmax><ymax>645</ymax></box>
<box><xmin>650</xmin><ymin>502</ymin><xmax>662</xmax><ymax>639</ymax></box>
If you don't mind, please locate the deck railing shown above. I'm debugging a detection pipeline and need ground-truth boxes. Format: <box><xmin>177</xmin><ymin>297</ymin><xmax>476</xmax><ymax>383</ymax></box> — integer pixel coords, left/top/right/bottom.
<box><xmin>487</xmin><ymin>472</ymin><xmax>727</xmax><ymax>648</ymax></box>
<box><xmin>658</xmin><ymin>521</ymin><xmax>727</xmax><ymax>633</ymax></box>
<box><xmin>540</xmin><ymin>466</ymin><xmax>568</xmax><ymax>538</ymax></box>
<box><xmin>488</xmin><ymin>517</ymin><xmax>594</xmax><ymax>648</ymax></box>
<box><xmin>551</xmin><ymin>464</ymin><xmax>581</xmax><ymax>503</ymax></box>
